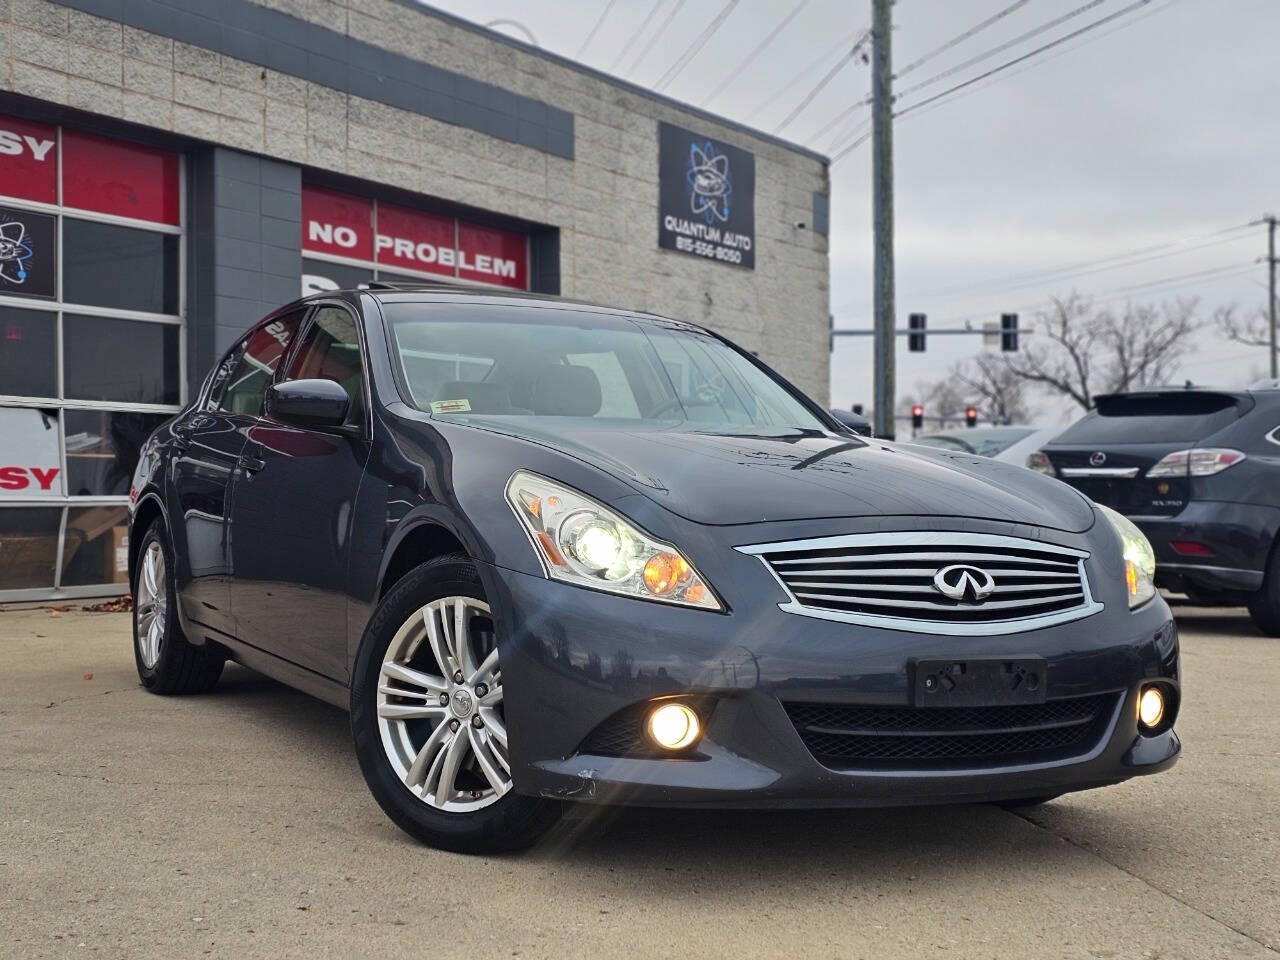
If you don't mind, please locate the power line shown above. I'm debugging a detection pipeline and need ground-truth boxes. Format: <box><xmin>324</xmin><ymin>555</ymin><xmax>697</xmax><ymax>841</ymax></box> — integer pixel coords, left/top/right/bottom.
<box><xmin>575</xmin><ymin>0</ymin><xmax>622</xmax><ymax>59</ymax></box>
<box><xmin>605</xmin><ymin>0</ymin><xmax>665</xmax><ymax>74</ymax></box>
<box><xmin>743</xmin><ymin>29</ymin><xmax>862</xmax><ymax>123</ymax></box>
<box><xmin>623</xmin><ymin>0</ymin><xmax>689</xmax><ymax>78</ymax></box>
<box><xmin>825</xmin><ymin>113</ymin><xmax>872</xmax><ymax>154</ymax></box>
<box><xmin>909</xmin><ymin>223</ymin><xmax>1260</xmax><ymax>305</ymax></box>
<box><xmin>774</xmin><ymin>32</ymin><xmax>871</xmax><ymax>134</ymax></box>
<box><xmin>831</xmin><ymin>0</ymin><xmax>1178</xmax><ymax>164</ymax></box>
<box><xmin>653</xmin><ymin>0</ymin><xmax>742</xmax><ymax>92</ymax></box>
<box><xmin>700</xmin><ymin>0</ymin><xmax>810</xmax><ymax>107</ymax></box>
<box><xmin>896</xmin><ymin>0</ymin><xmax>1033</xmax><ymax>77</ymax></box>
<box><xmin>807</xmin><ymin>95</ymin><xmax>872</xmax><ymax>144</ymax></box>
<box><xmin>896</xmin><ymin>0</ymin><xmax>1113</xmax><ymax>102</ymax></box>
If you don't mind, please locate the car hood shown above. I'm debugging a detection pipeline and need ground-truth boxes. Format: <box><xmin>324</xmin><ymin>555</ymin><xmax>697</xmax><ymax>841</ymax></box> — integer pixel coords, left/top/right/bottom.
<box><xmin>447</xmin><ymin>418</ymin><xmax>1098</xmax><ymax>532</ymax></box>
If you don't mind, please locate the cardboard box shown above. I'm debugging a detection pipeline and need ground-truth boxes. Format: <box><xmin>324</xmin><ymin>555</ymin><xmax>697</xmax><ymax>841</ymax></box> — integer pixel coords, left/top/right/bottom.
<box><xmin>112</xmin><ymin>526</ymin><xmax>129</xmax><ymax>583</ymax></box>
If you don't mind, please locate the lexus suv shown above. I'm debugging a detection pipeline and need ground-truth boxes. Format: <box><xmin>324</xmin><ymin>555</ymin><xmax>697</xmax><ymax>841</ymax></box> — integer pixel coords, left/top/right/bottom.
<box><xmin>1035</xmin><ymin>387</ymin><xmax>1280</xmax><ymax>633</ymax></box>
<box><xmin>128</xmin><ymin>287</ymin><xmax>1180</xmax><ymax>852</ymax></box>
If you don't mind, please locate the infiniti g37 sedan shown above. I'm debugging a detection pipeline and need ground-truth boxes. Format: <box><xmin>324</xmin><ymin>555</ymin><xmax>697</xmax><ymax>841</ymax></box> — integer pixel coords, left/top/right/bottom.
<box><xmin>128</xmin><ymin>287</ymin><xmax>1180</xmax><ymax>852</ymax></box>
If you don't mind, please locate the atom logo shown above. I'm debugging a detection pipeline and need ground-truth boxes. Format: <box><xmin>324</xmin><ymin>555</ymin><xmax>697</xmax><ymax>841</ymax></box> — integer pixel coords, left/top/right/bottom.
<box><xmin>0</xmin><ymin>220</ymin><xmax>34</xmax><ymax>286</ymax></box>
<box><xmin>686</xmin><ymin>141</ymin><xmax>732</xmax><ymax>224</ymax></box>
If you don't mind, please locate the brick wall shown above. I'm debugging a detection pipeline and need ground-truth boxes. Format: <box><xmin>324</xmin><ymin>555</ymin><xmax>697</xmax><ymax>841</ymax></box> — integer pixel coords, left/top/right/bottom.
<box><xmin>0</xmin><ymin>0</ymin><xmax>832</xmax><ymax>402</ymax></box>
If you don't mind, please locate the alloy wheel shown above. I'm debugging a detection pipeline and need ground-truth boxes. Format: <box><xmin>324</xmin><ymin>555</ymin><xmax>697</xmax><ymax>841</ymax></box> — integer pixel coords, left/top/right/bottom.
<box><xmin>376</xmin><ymin>596</ymin><xmax>510</xmax><ymax>812</ymax></box>
<box><xmin>135</xmin><ymin>541</ymin><xmax>168</xmax><ymax>669</ymax></box>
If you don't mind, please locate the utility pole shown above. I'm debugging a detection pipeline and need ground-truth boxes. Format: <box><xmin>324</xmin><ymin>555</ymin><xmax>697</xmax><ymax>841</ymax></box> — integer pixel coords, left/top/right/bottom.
<box><xmin>871</xmin><ymin>0</ymin><xmax>895</xmax><ymax>438</ymax></box>
<box><xmin>1268</xmin><ymin>214</ymin><xmax>1277</xmax><ymax>380</ymax></box>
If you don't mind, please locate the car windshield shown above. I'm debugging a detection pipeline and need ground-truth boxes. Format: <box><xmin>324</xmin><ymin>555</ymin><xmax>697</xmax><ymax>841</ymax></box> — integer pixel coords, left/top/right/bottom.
<box><xmin>383</xmin><ymin>303</ymin><xmax>827</xmax><ymax>434</ymax></box>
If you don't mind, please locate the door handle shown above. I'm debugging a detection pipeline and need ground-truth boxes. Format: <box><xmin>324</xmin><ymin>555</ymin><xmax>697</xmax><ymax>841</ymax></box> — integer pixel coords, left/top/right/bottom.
<box><xmin>238</xmin><ymin>454</ymin><xmax>266</xmax><ymax>475</ymax></box>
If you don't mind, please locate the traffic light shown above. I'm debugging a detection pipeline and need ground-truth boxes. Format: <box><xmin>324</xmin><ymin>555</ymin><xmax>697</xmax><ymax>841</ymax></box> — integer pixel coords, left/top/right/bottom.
<box><xmin>911</xmin><ymin>404</ymin><xmax>924</xmax><ymax>430</ymax></box>
<box><xmin>908</xmin><ymin>313</ymin><xmax>926</xmax><ymax>352</ymax></box>
<box><xmin>965</xmin><ymin>405</ymin><xmax>978</xmax><ymax>428</ymax></box>
<box><xmin>1001</xmin><ymin>313</ymin><xmax>1019</xmax><ymax>352</ymax></box>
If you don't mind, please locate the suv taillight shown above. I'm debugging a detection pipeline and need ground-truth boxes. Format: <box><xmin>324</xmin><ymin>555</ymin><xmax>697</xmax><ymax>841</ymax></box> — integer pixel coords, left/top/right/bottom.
<box><xmin>1027</xmin><ymin>450</ymin><xmax>1055</xmax><ymax>476</ymax></box>
<box><xmin>1146</xmin><ymin>448</ymin><xmax>1245</xmax><ymax>477</ymax></box>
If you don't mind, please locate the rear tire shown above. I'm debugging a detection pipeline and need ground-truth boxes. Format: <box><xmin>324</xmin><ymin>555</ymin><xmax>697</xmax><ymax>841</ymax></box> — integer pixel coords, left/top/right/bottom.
<box><xmin>350</xmin><ymin>553</ymin><xmax>561</xmax><ymax>853</ymax></box>
<box><xmin>132</xmin><ymin>519</ymin><xmax>224</xmax><ymax>694</ymax></box>
<box><xmin>1247</xmin><ymin>541</ymin><xmax>1280</xmax><ymax>636</ymax></box>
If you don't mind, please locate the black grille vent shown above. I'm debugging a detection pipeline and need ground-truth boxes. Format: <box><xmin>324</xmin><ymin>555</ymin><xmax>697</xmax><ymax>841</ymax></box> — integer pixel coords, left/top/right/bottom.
<box><xmin>785</xmin><ymin>694</ymin><xmax>1117</xmax><ymax>770</ymax></box>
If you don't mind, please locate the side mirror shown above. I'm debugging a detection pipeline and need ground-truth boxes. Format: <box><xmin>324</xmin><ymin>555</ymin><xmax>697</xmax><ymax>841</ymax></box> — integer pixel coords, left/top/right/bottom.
<box><xmin>828</xmin><ymin>408</ymin><xmax>874</xmax><ymax>437</ymax></box>
<box><xmin>267</xmin><ymin>379</ymin><xmax>350</xmax><ymax>427</ymax></box>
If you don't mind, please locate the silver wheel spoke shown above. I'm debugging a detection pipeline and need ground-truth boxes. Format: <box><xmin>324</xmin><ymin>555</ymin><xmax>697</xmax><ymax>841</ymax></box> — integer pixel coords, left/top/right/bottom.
<box><xmin>469</xmin><ymin>647</ymin><xmax>499</xmax><ymax>686</ymax></box>
<box><xmin>378</xmin><ymin>702</ymin><xmax>447</xmax><ymax>720</ymax></box>
<box><xmin>380</xmin><ymin>661</ymin><xmax>447</xmax><ymax>695</ymax></box>
<box><xmin>454</xmin><ymin>598</ymin><xmax>480</xmax><ymax>678</ymax></box>
<box><xmin>424</xmin><ymin>605</ymin><xmax>460</xmax><ymax>678</ymax></box>
<box><xmin>426</xmin><ymin>727</ymin><xmax>469</xmax><ymax>808</ymax></box>
<box><xmin>405</xmin><ymin>721</ymin><xmax>451</xmax><ymax>792</ymax></box>
<box><xmin>468</xmin><ymin>726</ymin><xmax>510</xmax><ymax>795</ymax></box>
<box><xmin>479</xmin><ymin>707</ymin><xmax>507</xmax><ymax>749</ymax></box>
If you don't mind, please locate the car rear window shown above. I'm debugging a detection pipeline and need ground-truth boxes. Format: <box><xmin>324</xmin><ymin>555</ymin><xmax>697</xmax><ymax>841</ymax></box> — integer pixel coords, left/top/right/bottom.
<box><xmin>1055</xmin><ymin>393</ymin><xmax>1244</xmax><ymax>444</ymax></box>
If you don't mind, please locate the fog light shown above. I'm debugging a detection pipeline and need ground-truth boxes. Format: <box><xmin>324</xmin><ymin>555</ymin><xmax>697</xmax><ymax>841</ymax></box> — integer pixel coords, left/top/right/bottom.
<box><xmin>646</xmin><ymin>702</ymin><xmax>700</xmax><ymax>750</ymax></box>
<box><xmin>1138</xmin><ymin>686</ymin><xmax>1166</xmax><ymax>730</ymax></box>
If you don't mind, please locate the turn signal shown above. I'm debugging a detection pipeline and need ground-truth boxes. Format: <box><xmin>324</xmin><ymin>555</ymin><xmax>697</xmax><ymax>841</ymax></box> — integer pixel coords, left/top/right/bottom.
<box><xmin>1138</xmin><ymin>686</ymin><xmax>1166</xmax><ymax>730</ymax></box>
<box><xmin>646</xmin><ymin>702</ymin><xmax>701</xmax><ymax>750</ymax></box>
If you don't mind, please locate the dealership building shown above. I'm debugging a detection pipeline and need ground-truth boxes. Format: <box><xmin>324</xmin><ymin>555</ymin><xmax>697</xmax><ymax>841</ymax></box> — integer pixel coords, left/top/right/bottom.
<box><xmin>0</xmin><ymin>0</ymin><xmax>831</xmax><ymax>601</ymax></box>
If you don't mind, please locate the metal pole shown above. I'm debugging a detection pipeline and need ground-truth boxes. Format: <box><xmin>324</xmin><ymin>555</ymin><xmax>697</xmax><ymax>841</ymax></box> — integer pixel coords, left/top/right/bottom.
<box><xmin>1269</xmin><ymin>215</ymin><xmax>1277</xmax><ymax>380</ymax></box>
<box><xmin>871</xmin><ymin>0</ymin><xmax>895</xmax><ymax>438</ymax></box>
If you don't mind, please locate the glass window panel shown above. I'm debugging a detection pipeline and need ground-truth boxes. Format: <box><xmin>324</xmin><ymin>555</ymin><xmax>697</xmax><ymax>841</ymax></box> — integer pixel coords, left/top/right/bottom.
<box><xmin>302</xmin><ymin>258</ymin><xmax>372</xmax><ymax>296</ymax></box>
<box><xmin>214</xmin><ymin>310</ymin><xmax>305</xmax><ymax>415</ymax></box>
<box><xmin>0</xmin><ymin>406</ymin><xmax>61</xmax><ymax>498</ymax></box>
<box><xmin>0</xmin><ymin>507</ymin><xmax>62</xmax><ymax>590</ymax></box>
<box><xmin>64</xmin><ymin>409</ymin><xmax>170</xmax><ymax>497</ymax></box>
<box><xmin>61</xmin><ymin>505</ymin><xmax>131</xmax><ymax>587</ymax></box>
<box><xmin>284</xmin><ymin>306</ymin><xmax>364</xmax><ymax>424</ymax></box>
<box><xmin>0</xmin><ymin>307</ymin><xmax>56</xmax><ymax>398</ymax></box>
<box><xmin>63</xmin><ymin>219</ymin><xmax>179</xmax><ymax>315</ymax></box>
<box><xmin>64</xmin><ymin>314</ymin><xmax>179</xmax><ymax>405</ymax></box>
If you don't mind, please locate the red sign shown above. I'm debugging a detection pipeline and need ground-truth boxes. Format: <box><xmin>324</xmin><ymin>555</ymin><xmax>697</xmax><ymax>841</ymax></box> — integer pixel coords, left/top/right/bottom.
<box><xmin>302</xmin><ymin>185</ymin><xmax>373</xmax><ymax>260</ymax></box>
<box><xmin>375</xmin><ymin>203</ymin><xmax>455</xmax><ymax>278</ymax></box>
<box><xmin>0</xmin><ymin>115</ymin><xmax>57</xmax><ymax>204</ymax></box>
<box><xmin>61</xmin><ymin>131</ymin><xmax>180</xmax><ymax>225</ymax></box>
<box><xmin>458</xmin><ymin>222</ymin><xmax>527</xmax><ymax>288</ymax></box>
<box><xmin>300</xmin><ymin>184</ymin><xmax>528</xmax><ymax>289</ymax></box>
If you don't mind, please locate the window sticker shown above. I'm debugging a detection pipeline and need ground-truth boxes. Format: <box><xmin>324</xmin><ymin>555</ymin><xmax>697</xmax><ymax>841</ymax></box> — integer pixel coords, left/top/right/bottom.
<box><xmin>430</xmin><ymin>399</ymin><xmax>471</xmax><ymax>414</ymax></box>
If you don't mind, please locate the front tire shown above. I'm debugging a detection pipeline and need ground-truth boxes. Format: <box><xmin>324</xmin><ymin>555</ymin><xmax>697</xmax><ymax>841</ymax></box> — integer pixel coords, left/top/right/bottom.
<box><xmin>132</xmin><ymin>519</ymin><xmax>224</xmax><ymax>694</ymax></box>
<box><xmin>350</xmin><ymin>554</ymin><xmax>560</xmax><ymax>853</ymax></box>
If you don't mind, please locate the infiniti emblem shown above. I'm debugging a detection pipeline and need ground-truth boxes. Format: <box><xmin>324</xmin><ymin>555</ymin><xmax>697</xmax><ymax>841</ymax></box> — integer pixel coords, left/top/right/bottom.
<box><xmin>932</xmin><ymin>564</ymin><xmax>996</xmax><ymax>603</ymax></box>
<box><xmin>451</xmin><ymin>689</ymin><xmax>474</xmax><ymax>717</ymax></box>
<box><xmin>1089</xmin><ymin>451</ymin><xmax>1107</xmax><ymax>466</ymax></box>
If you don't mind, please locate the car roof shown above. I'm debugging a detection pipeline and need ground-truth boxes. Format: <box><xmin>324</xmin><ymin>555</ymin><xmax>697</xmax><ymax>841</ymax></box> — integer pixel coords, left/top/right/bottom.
<box><xmin>306</xmin><ymin>284</ymin><xmax>709</xmax><ymax>335</ymax></box>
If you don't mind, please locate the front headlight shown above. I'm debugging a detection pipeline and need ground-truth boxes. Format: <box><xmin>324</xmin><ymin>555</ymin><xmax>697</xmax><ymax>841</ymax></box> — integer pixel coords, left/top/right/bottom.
<box><xmin>505</xmin><ymin>471</ymin><xmax>722</xmax><ymax>611</ymax></box>
<box><xmin>1096</xmin><ymin>503</ymin><xmax>1156</xmax><ymax>609</ymax></box>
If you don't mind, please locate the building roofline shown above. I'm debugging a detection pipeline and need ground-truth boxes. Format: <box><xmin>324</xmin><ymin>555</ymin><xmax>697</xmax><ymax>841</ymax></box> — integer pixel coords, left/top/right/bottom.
<box><xmin>392</xmin><ymin>0</ymin><xmax>832</xmax><ymax>167</ymax></box>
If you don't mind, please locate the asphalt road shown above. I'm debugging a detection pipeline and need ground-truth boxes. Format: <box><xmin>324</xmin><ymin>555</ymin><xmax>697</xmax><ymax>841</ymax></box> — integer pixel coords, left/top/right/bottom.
<box><xmin>1</xmin><ymin>605</ymin><xmax>1277</xmax><ymax>960</ymax></box>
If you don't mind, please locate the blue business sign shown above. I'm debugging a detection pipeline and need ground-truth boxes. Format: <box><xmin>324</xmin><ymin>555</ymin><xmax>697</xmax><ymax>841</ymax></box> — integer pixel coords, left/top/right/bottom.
<box><xmin>0</xmin><ymin>207</ymin><xmax>55</xmax><ymax>299</ymax></box>
<box><xmin>658</xmin><ymin>122</ymin><xmax>754</xmax><ymax>269</ymax></box>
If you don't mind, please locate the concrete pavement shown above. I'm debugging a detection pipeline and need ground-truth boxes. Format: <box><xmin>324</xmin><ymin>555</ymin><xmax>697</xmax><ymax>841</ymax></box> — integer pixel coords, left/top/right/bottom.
<box><xmin>1</xmin><ymin>605</ymin><xmax>1276</xmax><ymax>959</ymax></box>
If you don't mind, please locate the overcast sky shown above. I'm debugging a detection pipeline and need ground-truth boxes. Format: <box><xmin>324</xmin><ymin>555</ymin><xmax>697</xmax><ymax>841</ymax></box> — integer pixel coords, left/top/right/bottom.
<box><xmin>427</xmin><ymin>0</ymin><xmax>1280</xmax><ymax>424</ymax></box>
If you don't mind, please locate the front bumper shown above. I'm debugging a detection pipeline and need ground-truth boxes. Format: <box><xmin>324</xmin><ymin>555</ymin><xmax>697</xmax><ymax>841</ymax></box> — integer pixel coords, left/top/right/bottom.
<box><xmin>483</xmin><ymin>559</ymin><xmax>1181</xmax><ymax>808</ymax></box>
<box><xmin>1134</xmin><ymin>500</ymin><xmax>1278</xmax><ymax>594</ymax></box>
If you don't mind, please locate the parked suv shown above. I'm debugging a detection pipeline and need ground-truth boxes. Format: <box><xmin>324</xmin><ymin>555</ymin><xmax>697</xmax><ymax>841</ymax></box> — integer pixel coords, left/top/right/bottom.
<box><xmin>1036</xmin><ymin>387</ymin><xmax>1280</xmax><ymax>633</ymax></box>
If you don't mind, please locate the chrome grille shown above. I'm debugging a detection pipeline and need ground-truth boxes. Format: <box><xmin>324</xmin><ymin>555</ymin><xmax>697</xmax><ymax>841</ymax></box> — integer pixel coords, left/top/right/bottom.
<box><xmin>738</xmin><ymin>532</ymin><xmax>1102</xmax><ymax>635</ymax></box>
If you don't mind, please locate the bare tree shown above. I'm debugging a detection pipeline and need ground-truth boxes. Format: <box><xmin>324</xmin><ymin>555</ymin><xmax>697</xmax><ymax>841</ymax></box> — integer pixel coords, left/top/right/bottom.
<box><xmin>1215</xmin><ymin>302</ymin><xmax>1276</xmax><ymax>350</ymax></box>
<box><xmin>1005</xmin><ymin>293</ymin><xmax>1204</xmax><ymax>410</ymax></box>
<box><xmin>952</xmin><ymin>354</ymin><xmax>1032</xmax><ymax>425</ymax></box>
